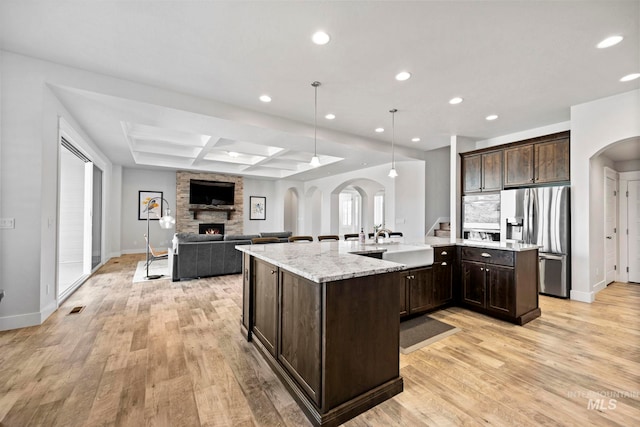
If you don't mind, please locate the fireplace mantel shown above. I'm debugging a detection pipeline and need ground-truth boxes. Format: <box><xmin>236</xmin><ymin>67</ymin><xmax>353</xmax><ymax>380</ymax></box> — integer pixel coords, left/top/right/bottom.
<box><xmin>188</xmin><ymin>206</ymin><xmax>235</xmax><ymax>220</ymax></box>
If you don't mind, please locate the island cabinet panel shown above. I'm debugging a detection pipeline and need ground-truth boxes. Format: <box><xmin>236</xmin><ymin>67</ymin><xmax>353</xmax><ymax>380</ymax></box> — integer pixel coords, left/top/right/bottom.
<box><xmin>324</xmin><ymin>272</ymin><xmax>401</xmax><ymax>411</ymax></box>
<box><xmin>504</xmin><ymin>144</ymin><xmax>534</xmax><ymax>186</ymax></box>
<box><xmin>241</xmin><ymin>253</ymin><xmax>252</xmax><ymax>340</ymax></box>
<box><xmin>459</xmin><ymin>247</ymin><xmax>540</xmax><ymax>325</ymax></box>
<box><xmin>252</xmin><ymin>258</ymin><xmax>278</xmax><ymax>356</ymax></box>
<box><xmin>278</xmin><ymin>270</ymin><xmax>322</xmax><ymax>405</ymax></box>
<box><xmin>535</xmin><ymin>138</ymin><xmax>570</xmax><ymax>183</ymax></box>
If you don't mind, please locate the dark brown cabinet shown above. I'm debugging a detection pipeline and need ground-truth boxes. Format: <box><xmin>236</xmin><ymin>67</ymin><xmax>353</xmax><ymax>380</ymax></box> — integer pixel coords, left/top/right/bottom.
<box><xmin>432</xmin><ymin>246</ymin><xmax>454</xmax><ymax>307</ymax></box>
<box><xmin>460</xmin><ymin>247</ymin><xmax>540</xmax><ymax>325</ymax></box>
<box><xmin>244</xmin><ymin>255</ymin><xmax>403</xmax><ymax>426</ymax></box>
<box><xmin>400</xmin><ymin>246</ymin><xmax>456</xmax><ymax>318</ymax></box>
<box><xmin>504</xmin><ymin>144</ymin><xmax>534</xmax><ymax>186</ymax></box>
<box><xmin>503</xmin><ymin>133</ymin><xmax>570</xmax><ymax>187</ymax></box>
<box><xmin>279</xmin><ymin>270</ymin><xmax>321</xmax><ymax>405</ymax></box>
<box><xmin>462</xmin><ymin>151</ymin><xmax>503</xmax><ymax>194</ymax></box>
<box><xmin>406</xmin><ymin>267</ymin><xmax>434</xmax><ymax>314</ymax></box>
<box><xmin>535</xmin><ymin>138</ymin><xmax>570</xmax><ymax>183</ymax></box>
<box><xmin>252</xmin><ymin>258</ymin><xmax>278</xmax><ymax>356</ymax></box>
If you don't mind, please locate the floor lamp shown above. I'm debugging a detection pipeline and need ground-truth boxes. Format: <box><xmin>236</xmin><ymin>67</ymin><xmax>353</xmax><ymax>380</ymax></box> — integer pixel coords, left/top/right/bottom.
<box><xmin>145</xmin><ymin>196</ymin><xmax>175</xmax><ymax>280</ymax></box>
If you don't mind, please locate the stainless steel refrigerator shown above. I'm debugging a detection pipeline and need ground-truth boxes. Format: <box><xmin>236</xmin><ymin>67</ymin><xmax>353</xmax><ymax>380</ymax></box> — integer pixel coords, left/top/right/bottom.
<box><xmin>500</xmin><ymin>186</ymin><xmax>570</xmax><ymax>298</ymax></box>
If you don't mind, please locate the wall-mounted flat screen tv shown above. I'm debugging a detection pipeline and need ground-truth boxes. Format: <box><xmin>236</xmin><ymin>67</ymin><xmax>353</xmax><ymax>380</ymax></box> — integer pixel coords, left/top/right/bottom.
<box><xmin>189</xmin><ymin>179</ymin><xmax>235</xmax><ymax>205</ymax></box>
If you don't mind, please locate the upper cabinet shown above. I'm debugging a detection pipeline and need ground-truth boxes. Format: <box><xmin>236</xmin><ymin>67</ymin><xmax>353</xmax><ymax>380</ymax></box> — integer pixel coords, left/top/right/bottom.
<box><xmin>462</xmin><ymin>131</ymin><xmax>570</xmax><ymax>194</ymax></box>
<box><xmin>504</xmin><ymin>144</ymin><xmax>534</xmax><ymax>186</ymax></box>
<box><xmin>462</xmin><ymin>150</ymin><xmax>503</xmax><ymax>193</ymax></box>
<box><xmin>534</xmin><ymin>138</ymin><xmax>570</xmax><ymax>183</ymax></box>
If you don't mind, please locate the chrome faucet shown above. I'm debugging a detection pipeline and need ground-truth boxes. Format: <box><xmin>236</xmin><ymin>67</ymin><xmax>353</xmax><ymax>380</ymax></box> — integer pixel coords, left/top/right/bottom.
<box><xmin>374</xmin><ymin>228</ymin><xmax>392</xmax><ymax>244</ymax></box>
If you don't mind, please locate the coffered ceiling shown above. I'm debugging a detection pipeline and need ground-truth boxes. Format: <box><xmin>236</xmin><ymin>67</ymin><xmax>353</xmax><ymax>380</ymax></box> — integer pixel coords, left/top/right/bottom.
<box><xmin>1</xmin><ymin>1</ymin><xmax>638</xmax><ymax>180</ymax></box>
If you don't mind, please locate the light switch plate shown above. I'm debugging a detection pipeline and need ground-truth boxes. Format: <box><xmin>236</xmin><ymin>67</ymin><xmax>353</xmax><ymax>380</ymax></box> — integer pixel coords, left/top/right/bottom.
<box><xmin>0</xmin><ymin>218</ymin><xmax>15</xmax><ymax>229</ymax></box>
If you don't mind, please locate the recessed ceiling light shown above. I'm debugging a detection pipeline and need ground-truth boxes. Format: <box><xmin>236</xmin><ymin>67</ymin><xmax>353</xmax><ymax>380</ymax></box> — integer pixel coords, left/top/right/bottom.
<box><xmin>375</xmin><ymin>127</ymin><xmax>385</xmax><ymax>133</ymax></box>
<box><xmin>228</xmin><ymin>151</ymin><xmax>239</xmax><ymax>158</ymax></box>
<box><xmin>259</xmin><ymin>95</ymin><xmax>272</xmax><ymax>103</ymax></box>
<box><xmin>449</xmin><ymin>97</ymin><xmax>463</xmax><ymax>105</ymax></box>
<box><xmin>620</xmin><ymin>73</ymin><xmax>640</xmax><ymax>82</ymax></box>
<box><xmin>395</xmin><ymin>71</ymin><xmax>411</xmax><ymax>81</ymax></box>
<box><xmin>361</xmin><ymin>162</ymin><xmax>368</xmax><ymax>166</ymax></box>
<box><xmin>312</xmin><ymin>31</ymin><xmax>331</xmax><ymax>45</ymax></box>
<box><xmin>597</xmin><ymin>36</ymin><xmax>623</xmax><ymax>49</ymax></box>
<box><xmin>486</xmin><ymin>114</ymin><xmax>499</xmax><ymax>121</ymax></box>
<box><xmin>411</xmin><ymin>137</ymin><xmax>421</xmax><ymax>142</ymax></box>
<box><xmin>325</xmin><ymin>113</ymin><xmax>336</xmax><ymax>120</ymax></box>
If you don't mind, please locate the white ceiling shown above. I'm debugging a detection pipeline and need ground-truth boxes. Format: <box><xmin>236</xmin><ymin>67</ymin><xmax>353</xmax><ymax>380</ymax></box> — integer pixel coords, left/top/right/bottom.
<box><xmin>1</xmin><ymin>1</ymin><xmax>639</xmax><ymax>180</ymax></box>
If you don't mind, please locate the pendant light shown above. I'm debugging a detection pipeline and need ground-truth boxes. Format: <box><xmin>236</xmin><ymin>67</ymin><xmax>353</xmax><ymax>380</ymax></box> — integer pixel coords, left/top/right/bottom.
<box><xmin>388</xmin><ymin>108</ymin><xmax>398</xmax><ymax>178</ymax></box>
<box><xmin>310</xmin><ymin>81</ymin><xmax>321</xmax><ymax>167</ymax></box>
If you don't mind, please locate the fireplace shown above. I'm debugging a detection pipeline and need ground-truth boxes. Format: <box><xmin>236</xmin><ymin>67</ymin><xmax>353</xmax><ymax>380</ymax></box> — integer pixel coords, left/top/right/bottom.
<box><xmin>199</xmin><ymin>223</ymin><xmax>225</xmax><ymax>235</ymax></box>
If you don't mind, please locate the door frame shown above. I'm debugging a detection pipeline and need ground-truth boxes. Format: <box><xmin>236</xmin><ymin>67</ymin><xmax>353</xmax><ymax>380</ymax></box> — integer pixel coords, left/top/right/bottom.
<box><xmin>604</xmin><ymin>167</ymin><xmax>618</xmax><ymax>285</ymax></box>
<box><xmin>618</xmin><ymin>171</ymin><xmax>640</xmax><ymax>283</ymax></box>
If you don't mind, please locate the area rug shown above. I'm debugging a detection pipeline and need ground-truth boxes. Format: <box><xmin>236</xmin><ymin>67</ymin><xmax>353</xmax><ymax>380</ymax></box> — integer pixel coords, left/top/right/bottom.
<box><xmin>400</xmin><ymin>315</ymin><xmax>460</xmax><ymax>354</ymax></box>
<box><xmin>132</xmin><ymin>259</ymin><xmax>170</xmax><ymax>283</ymax></box>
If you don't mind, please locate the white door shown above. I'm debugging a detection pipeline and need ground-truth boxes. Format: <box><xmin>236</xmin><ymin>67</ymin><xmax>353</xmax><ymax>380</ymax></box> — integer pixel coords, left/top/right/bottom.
<box><xmin>605</xmin><ymin>176</ymin><xmax>617</xmax><ymax>284</ymax></box>
<box><xmin>629</xmin><ymin>180</ymin><xmax>640</xmax><ymax>283</ymax></box>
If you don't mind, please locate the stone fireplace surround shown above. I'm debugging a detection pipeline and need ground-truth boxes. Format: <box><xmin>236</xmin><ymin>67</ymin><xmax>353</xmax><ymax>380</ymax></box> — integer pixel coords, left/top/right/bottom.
<box><xmin>176</xmin><ymin>171</ymin><xmax>244</xmax><ymax>235</ymax></box>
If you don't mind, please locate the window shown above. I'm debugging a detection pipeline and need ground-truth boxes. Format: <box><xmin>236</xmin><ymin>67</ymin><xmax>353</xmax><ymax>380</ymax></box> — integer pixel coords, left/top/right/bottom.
<box><xmin>339</xmin><ymin>187</ymin><xmax>361</xmax><ymax>234</ymax></box>
<box><xmin>374</xmin><ymin>191</ymin><xmax>385</xmax><ymax>227</ymax></box>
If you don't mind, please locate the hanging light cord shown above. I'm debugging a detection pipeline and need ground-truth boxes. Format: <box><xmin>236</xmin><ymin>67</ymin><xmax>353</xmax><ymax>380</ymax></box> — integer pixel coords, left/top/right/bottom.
<box><xmin>313</xmin><ymin>81</ymin><xmax>320</xmax><ymax>157</ymax></box>
<box><xmin>390</xmin><ymin>108</ymin><xmax>397</xmax><ymax>167</ymax></box>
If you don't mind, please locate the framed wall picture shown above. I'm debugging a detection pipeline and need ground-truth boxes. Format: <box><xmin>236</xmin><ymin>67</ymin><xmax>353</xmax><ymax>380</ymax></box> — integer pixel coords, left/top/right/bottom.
<box><xmin>250</xmin><ymin>196</ymin><xmax>266</xmax><ymax>220</ymax></box>
<box><xmin>139</xmin><ymin>190</ymin><xmax>163</xmax><ymax>220</ymax></box>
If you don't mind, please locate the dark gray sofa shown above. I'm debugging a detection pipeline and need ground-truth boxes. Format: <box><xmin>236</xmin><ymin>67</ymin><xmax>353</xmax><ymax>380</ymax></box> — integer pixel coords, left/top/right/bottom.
<box><xmin>171</xmin><ymin>233</ymin><xmax>259</xmax><ymax>281</ymax></box>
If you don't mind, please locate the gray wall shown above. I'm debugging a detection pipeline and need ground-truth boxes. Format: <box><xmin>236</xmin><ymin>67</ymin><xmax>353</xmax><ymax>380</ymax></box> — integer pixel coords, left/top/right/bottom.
<box><xmin>121</xmin><ymin>168</ymin><xmax>177</xmax><ymax>253</ymax></box>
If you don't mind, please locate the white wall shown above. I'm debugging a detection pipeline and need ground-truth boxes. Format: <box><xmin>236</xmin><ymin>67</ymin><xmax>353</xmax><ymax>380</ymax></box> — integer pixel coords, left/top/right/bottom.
<box><xmin>615</xmin><ymin>159</ymin><xmax>640</xmax><ymax>172</ymax></box>
<box><xmin>571</xmin><ymin>89</ymin><xmax>640</xmax><ymax>302</ymax></box>
<box><xmin>121</xmin><ymin>168</ymin><xmax>176</xmax><ymax>253</ymax></box>
<box><xmin>303</xmin><ymin>160</ymin><xmax>425</xmax><ymax>240</ymax></box>
<box><xmin>0</xmin><ymin>52</ymin><xmax>116</xmax><ymax>330</ymax></box>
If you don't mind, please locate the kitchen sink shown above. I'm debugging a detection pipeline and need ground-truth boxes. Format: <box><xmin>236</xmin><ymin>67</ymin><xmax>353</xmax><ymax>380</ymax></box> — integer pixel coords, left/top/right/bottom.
<box><xmin>382</xmin><ymin>246</ymin><xmax>434</xmax><ymax>268</ymax></box>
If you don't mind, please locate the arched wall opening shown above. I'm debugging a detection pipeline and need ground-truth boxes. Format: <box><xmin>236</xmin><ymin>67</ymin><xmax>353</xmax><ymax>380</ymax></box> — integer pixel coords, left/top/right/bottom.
<box><xmin>331</xmin><ymin>178</ymin><xmax>386</xmax><ymax>236</ymax></box>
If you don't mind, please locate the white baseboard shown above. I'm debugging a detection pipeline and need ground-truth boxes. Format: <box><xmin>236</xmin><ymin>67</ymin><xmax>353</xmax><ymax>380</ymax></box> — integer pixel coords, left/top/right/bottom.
<box><xmin>0</xmin><ymin>310</ymin><xmax>44</xmax><ymax>331</ymax></box>
<box><xmin>570</xmin><ymin>289</ymin><xmax>595</xmax><ymax>303</ymax></box>
<box><xmin>40</xmin><ymin>300</ymin><xmax>58</xmax><ymax>323</ymax></box>
<box><xmin>592</xmin><ymin>280</ymin><xmax>607</xmax><ymax>294</ymax></box>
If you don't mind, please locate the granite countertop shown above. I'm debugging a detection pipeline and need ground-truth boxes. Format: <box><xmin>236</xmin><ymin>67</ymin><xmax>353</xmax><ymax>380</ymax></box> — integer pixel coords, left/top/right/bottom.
<box><xmin>422</xmin><ymin>236</ymin><xmax>539</xmax><ymax>252</ymax></box>
<box><xmin>236</xmin><ymin>241</ymin><xmax>407</xmax><ymax>283</ymax></box>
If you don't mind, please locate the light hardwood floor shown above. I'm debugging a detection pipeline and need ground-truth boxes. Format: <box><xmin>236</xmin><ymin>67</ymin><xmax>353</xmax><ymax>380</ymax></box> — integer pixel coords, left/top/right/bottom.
<box><xmin>1</xmin><ymin>254</ymin><xmax>638</xmax><ymax>426</ymax></box>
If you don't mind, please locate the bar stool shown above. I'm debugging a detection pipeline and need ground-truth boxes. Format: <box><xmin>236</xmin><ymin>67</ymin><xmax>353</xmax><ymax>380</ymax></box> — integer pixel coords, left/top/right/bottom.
<box><xmin>344</xmin><ymin>233</ymin><xmax>359</xmax><ymax>241</ymax></box>
<box><xmin>317</xmin><ymin>235</ymin><xmax>339</xmax><ymax>241</ymax></box>
<box><xmin>251</xmin><ymin>237</ymin><xmax>280</xmax><ymax>244</ymax></box>
<box><xmin>288</xmin><ymin>235</ymin><xmax>313</xmax><ymax>242</ymax></box>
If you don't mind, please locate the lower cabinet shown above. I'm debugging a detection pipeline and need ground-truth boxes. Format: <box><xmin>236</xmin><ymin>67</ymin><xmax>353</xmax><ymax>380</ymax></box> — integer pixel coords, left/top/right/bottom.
<box><xmin>460</xmin><ymin>247</ymin><xmax>539</xmax><ymax>325</ymax></box>
<box><xmin>400</xmin><ymin>245</ymin><xmax>456</xmax><ymax>318</ymax></box>
<box><xmin>252</xmin><ymin>258</ymin><xmax>278</xmax><ymax>356</ymax></box>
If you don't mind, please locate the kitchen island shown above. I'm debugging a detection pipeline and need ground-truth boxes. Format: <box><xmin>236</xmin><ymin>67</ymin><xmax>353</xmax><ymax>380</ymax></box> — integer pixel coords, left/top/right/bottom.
<box><xmin>237</xmin><ymin>238</ymin><xmax>541</xmax><ymax>426</ymax></box>
<box><xmin>236</xmin><ymin>242</ymin><xmax>406</xmax><ymax>427</ymax></box>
